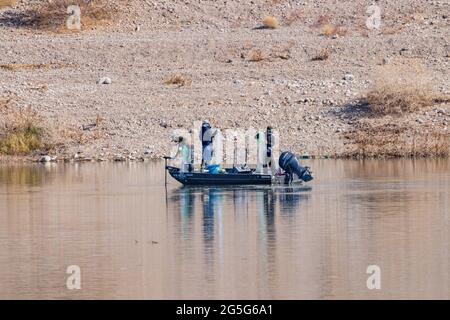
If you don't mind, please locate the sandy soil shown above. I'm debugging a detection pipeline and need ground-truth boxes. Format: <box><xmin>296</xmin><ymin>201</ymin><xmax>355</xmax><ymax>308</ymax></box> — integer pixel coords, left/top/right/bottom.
<box><xmin>0</xmin><ymin>0</ymin><xmax>449</xmax><ymax>161</ymax></box>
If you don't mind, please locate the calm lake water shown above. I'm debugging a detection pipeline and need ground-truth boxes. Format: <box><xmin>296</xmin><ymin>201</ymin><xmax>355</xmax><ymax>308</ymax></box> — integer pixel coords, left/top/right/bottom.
<box><xmin>0</xmin><ymin>159</ymin><xmax>449</xmax><ymax>299</ymax></box>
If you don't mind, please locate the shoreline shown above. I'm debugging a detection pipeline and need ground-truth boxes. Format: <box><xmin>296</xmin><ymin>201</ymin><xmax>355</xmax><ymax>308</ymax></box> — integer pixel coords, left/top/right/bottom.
<box><xmin>1</xmin><ymin>153</ymin><xmax>449</xmax><ymax>165</ymax></box>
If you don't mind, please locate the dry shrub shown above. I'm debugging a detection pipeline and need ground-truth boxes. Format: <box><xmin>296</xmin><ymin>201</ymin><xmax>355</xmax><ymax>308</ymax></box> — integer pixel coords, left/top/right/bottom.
<box><xmin>344</xmin><ymin>122</ymin><xmax>449</xmax><ymax>158</ymax></box>
<box><xmin>0</xmin><ymin>97</ymin><xmax>91</xmax><ymax>155</ymax></box>
<box><xmin>59</xmin><ymin>125</ymin><xmax>103</xmax><ymax>145</ymax></box>
<box><xmin>28</xmin><ymin>0</ymin><xmax>114</xmax><ymax>31</ymax></box>
<box><xmin>271</xmin><ymin>41</ymin><xmax>295</xmax><ymax>60</ymax></box>
<box><xmin>321</xmin><ymin>23</ymin><xmax>346</xmax><ymax>37</ymax></box>
<box><xmin>262</xmin><ymin>16</ymin><xmax>279</xmax><ymax>29</ymax></box>
<box><xmin>321</xmin><ymin>23</ymin><xmax>336</xmax><ymax>36</ymax></box>
<box><xmin>164</xmin><ymin>75</ymin><xmax>191</xmax><ymax>87</ymax></box>
<box><xmin>249</xmin><ymin>49</ymin><xmax>265</xmax><ymax>62</ymax></box>
<box><xmin>0</xmin><ymin>0</ymin><xmax>16</xmax><ymax>9</ymax></box>
<box><xmin>58</xmin><ymin>126</ymin><xmax>86</xmax><ymax>145</ymax></box>
<box><xmin>366</xmin><ymin>63</ymin><xmax>444</xmax><ymax>115</ymax></box>
<box><xmin>314</xmin><ymin>15</ymin><xmax>346</xmax><ymax>37</ymax></box>
<box><xmin>0</xmin><ymin>98</ymin><xmax>44</xmax><ymax>155</ymax></box>
<box><xmin>311</xmin><ymin>48</ymin><xmax>330</xmax><ymax>61</ymax></box>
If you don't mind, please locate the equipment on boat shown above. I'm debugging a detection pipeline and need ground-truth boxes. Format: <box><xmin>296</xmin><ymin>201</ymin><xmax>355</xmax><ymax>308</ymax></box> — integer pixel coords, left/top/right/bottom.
<box><xmin>207</xmin><ymin>164</ymin><xmax>221</xmax><ymax>174</ymax></box>
<box><xmin>279</xmin><ymin>151</ymin><xmax>313</xmax><ymax>184</ymax></box>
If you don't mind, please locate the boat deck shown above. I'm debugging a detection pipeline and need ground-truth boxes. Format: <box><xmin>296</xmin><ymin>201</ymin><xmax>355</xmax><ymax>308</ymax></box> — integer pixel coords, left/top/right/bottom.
<box><xmin>167</xmin><ymin>166</ymin><xmax>273</xmax><ymax>185</ymax></box>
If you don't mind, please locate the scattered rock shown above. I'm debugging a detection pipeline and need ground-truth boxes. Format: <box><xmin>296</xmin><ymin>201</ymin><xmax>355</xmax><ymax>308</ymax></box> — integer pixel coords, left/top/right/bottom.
<box><xmin>343</xmin><ymin>73</ymin><xmax>354</xmax><ymax>81</ymax></box>
<box><xmin>38</xmin><ymin>155</ymin><xmax>52</xmax><ymax>163</ymax></box>
<box><xmin>98</xmin><ymin>77</ymin><xmax>112</xmax><ymax>85</ymax></box>
<box><xmin>82</xmin><ymin>123</ymin><xmax>97</xmax><ymax>131</ymax></box>
<box><xmin>114</xmin><ymin>155</ymin><xmax>126</xmax><ymax>162</ymax></box>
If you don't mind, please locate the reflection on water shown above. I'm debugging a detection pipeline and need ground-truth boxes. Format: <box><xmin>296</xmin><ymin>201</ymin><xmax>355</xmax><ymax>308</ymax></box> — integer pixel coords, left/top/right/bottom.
<box><xmin>0</xmin><ymin>159</ymin><xmax>449</xmax><ymax>299</ymax></box>
<box><xmin>0</xmin><ymin>164</ymin><xmax>47</xmax><ymax>186</ymax></box>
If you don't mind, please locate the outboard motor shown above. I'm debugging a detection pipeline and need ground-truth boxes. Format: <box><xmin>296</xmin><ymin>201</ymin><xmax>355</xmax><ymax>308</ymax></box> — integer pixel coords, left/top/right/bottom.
<box><xmin>279</xmin><ymin>151</ymin><xmax>313</xmax><ymax>184</ymax></box>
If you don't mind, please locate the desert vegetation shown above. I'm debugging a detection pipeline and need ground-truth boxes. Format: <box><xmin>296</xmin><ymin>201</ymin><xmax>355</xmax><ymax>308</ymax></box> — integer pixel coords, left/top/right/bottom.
<box><xmin>321</xmin><ymin>23</ymin><xmax>346</xmax><ymax>37</ymax></box>
<box><xmin>262</xmin><ymin>16</ymin><xmax>279</xmax><ymax>29</ymax></box>
<box><xmin>240</xmin><ymin>41</ymin><xmax>294</xmax><ymax>62</ymax></box>
<box><xmin>0</xmin><ymin>63</ymin><xmax>53</xmax><ymax>71</ymax></box>
<box><xmin>0</xmin><ymin>97</ymin><xmax>94</xmax><ymax>157</ymax></box>
<box><xmin>164</xmin><ymin>75</ymin><xmax>192</xmax><ymax>87</ymax></box>
<box><xmin>0</xmin><ymin>97</ymin><xmax>45</xmax><ymax>155</ymax></box>
<box><xmin>342</xmin><ymin>62</ymin><xmax>450</xmax><ymax>158</ymax></box>
<box><xmin>344</xmin><ymin>122</ymin><xmax>449</xmax><ymax>158</ymax></box>
<box><xmin>314</xmin><ymin>15</ymin><xmax>346</xmax><ymax>37</ymax></box>
<box><xmin>365</xmin><ymin>64</ymin><xmax>446</xmax><ymax>115</ymax></box>
<box><xmin>249</xmin><ymin>49</ymin><xmax>266</xmax><ymax>62</ymax></box>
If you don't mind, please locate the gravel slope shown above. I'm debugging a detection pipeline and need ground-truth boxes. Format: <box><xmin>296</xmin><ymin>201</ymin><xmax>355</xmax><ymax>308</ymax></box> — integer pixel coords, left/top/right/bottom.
<box><xmin>0</xmin><ymin>0</ymin><xmax>449</xmax><ymax>161</ymax></box>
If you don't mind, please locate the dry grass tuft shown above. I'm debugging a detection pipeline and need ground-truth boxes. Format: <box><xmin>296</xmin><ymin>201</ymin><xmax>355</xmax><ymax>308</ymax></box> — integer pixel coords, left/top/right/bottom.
<box><xmin>0</xmin><ymin>98</ymin><xmax>44</xmax><ymax>155</ymax></box>
<box><xmin>262</xmin><ymin>16</ymin><xmax>279</xmax><ymax>29</ymax></box>
<box><xmin>0</xmin><ymin>0</ymin><xmax>16</xmax><ymax>9</ymax></box>
<box><xmin>311</xmin><ymin>48</ymin><xmax>330</xmax><ymax>61</ymax></box>
<box><xmin>0</xmin><ymin>63</ymin><xmax>71</xmax><ymax>73</ymax></box>
<box><xmin>249</xmin><ymin>49</ymin><xmax>265</xmax><ymax>62</ymax></box>
<box><xmin>270</xmin><ymin>41</ymin><xmax>295</xmax><ymax>61</ymax></box>
<box><xmin>321</xmin><ymin>23</ymin><xmax>346</xmax><ymax>37</ymax></box>
<box><xmin>365</xmin><ymin>64</ymin><xmax>445</xmax><ymax>115</ymax></box>
<box><xmin>344</xmin><ymin>122</ymin><xmax>449</xmax><ymax>158</ymax></box>
<box><xmin>0</xmin><ymin>63</ymin><xmax>53</xmax><ymax>71</ymax></box>
<box><xmin>314</xmin><ymin>15</ymin><xmax>346</xmax><ymax>37</ymax></box>
<box><xmin>164</xmin><ymin>75</ymin><xmax>192</xmax><ymax>87</ymax></box>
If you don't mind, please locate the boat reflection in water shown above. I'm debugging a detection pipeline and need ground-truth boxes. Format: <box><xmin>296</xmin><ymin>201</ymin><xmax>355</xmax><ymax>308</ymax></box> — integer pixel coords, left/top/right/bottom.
<box><xmin>169</xmin><ymin>185</ymin><xmax>312</xmax><ymax>276</ymax></box>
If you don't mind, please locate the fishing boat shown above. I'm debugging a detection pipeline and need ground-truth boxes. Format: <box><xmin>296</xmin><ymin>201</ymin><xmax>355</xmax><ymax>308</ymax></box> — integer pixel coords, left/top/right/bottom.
<box><xmin>164</xmin><ymin>151</ymin><xmax>313</xmax><ymax>186</ymax></box>
<box><xmin>166</xmin><ymin>165</ymin><xmax>273</xmax><ymax>186</ymax></box>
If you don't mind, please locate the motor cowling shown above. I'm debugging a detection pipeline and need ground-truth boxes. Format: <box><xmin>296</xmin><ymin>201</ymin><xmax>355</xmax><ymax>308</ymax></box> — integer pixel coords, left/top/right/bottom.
<box><xmin>279</xmin><ymin>151</ymin><xmax>313</xmax><ymax>182</ymax></box>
